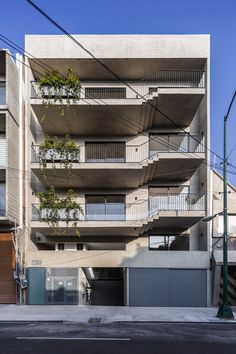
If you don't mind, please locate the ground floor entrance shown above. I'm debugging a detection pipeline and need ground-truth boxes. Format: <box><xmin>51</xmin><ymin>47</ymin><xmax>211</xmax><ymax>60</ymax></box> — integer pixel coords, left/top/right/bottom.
<box><xmin>26</xmin><ymin>267</ymin><xmax>208</xmax><ymax>307</ymax></box>
<box><xmin>83</xmin><ymin>268</ymin><xmax>124</xmax><ymax>306</ymax></box>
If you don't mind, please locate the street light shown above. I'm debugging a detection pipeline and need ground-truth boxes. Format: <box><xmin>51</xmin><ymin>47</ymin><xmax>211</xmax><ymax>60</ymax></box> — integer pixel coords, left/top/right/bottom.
<box><xmin>217</xmin><ymin>91</ymin><xmax>236</xmax><ymax>319</ymax></box>
<box><xmin>202</xmin><ymin>212</ymin><xmax>222</xmax><ymax>223</ymax></box>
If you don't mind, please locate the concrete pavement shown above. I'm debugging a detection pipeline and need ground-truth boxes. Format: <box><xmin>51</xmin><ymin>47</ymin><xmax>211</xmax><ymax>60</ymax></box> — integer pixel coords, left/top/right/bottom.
<box><xmin>0</xmin><ymin>305</ymin><xmax>236</xmax><ymax>323</ymax></box>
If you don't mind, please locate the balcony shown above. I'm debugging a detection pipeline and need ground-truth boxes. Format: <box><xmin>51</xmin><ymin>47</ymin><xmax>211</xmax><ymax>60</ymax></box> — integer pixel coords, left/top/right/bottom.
<box><xmin>31</xmin><ymin>135</ymin><xmax>205</xmax><ymax>188</ymax></box>
<box><xmin>30</xmin><ymin>70</ymin><xmax>206</xmax><ymax>136</ymax></box>
<box><xmin>31</xmin><ymin>193</ymin><xmax>205</xmax><ymax>237</ymax></box>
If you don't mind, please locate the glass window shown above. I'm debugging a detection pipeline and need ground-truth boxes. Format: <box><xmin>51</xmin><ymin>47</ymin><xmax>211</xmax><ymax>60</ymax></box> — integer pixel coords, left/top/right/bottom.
<box><xmin>86</xmin><ymin>195</ymin><xmax>125</xmax><ymax>221</ymax></box>
<box><xmin>0</xmin><ymin>82</ymin><xmax>6</xmax><ymax>105</ymax></box>
<box><xmin>218</xmin><ymin>215</ymin><xmax>236</xmax><ymax>236</ymax></box>
<box><xmin>149</xmin><ymin>235</ymin><xmax>189</xmax><ymax>251</ymax></box>
<box><xmin>0</xmin><ymin>170</ymin><xmax>6</xmax><ymax>216</ymax></box>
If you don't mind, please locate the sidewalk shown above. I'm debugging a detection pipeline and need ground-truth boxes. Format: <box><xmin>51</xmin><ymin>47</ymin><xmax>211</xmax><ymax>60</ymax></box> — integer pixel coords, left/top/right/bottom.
<box><xmin>0</xmin><ymin>305</ymin><xmax>236</xmax><ymax>324</ymax></box>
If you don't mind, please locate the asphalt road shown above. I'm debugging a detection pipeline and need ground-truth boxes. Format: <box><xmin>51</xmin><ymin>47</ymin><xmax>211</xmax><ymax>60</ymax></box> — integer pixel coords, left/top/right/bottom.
<box><xmin>0</xmin><ymin>322</ymin><xmax>236</xmax><ymax>354</ymax></box>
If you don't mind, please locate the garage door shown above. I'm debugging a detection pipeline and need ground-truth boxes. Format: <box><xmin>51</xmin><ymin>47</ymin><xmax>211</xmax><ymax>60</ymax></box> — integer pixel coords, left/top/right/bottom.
<box><xmin>0</xmin><ymin>233</ymin><xmax>16</xmax><ymax>303</ymax></box>
<box><xmin>129</xmin><ymin>268</ymin><xmax>207</xmax><ymax>307</ymax></box>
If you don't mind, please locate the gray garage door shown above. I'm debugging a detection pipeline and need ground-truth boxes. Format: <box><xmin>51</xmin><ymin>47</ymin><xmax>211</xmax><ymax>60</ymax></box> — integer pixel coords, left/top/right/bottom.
<box><xmin>129</xmin><ymin>268</ymin><xmax>207</xmax><ymax>307</ymax></box>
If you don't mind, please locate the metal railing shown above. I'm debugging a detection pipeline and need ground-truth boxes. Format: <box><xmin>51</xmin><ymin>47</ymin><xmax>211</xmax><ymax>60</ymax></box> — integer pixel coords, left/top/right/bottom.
<box><xmin>31</xmin><ymin>135</ymin><xmax>204</xmax><ymax>164</ymax></box>
<box><xmin>32</xmin><ymin>193</ymin><xmax>205</xmax><ymax>222</ymax></box>
<box><xmin>32</xmin><ymin>200</ymin><xmax>150</xmax><ymax>222</ymax></box>
<box><xmin>149</xmin><ymin>193</ymin><xmax>205</xmax><ymax>211</ymax></box>
<box><xmin>149</xmin><ymin>134</ymin><xmax>205</xmax><ymax>154</ymax></box>
<box><xmin>142</xmin><ymin>69</ymin><xmax>205</xmax><ymax>88</ymax></box>
<box><xmin>30</xmin><ymin>69</ymin><xmax>205</xmax><ymax>99</ymax></box>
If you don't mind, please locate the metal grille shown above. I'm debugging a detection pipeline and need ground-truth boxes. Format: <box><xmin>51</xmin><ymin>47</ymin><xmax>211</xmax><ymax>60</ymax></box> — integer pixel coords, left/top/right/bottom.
<box><xmin>85</xmin><ymin>87</ymin><xmax>126</xmax><ymax>99</ymax></box>
<box><xmin>88</xmin><ymin>317</ymin><xmax>103</xmax><ymax>325</ymax></box>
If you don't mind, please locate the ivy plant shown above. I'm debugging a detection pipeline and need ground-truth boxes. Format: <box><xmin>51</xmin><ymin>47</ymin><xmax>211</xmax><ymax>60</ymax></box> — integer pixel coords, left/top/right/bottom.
<box><xmin>38</xmin><ymin>68</ymin><xmax>80</xmax><ymax>117</ymax></box>
<box><xmin>38</xmin><ymin>186</ymin><xmax>83</xmax><ymax>235</ymax></box>
<box><xmin>38</xmin><ymin>135</ymin><xmax>80</xmax><ymax>170</ymax></box>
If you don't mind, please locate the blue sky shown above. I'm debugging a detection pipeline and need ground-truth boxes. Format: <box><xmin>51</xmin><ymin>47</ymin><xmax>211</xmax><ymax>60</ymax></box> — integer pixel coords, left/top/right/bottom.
<box><xmin>1</xmin><ymin>0</ymin><xmax>236</xmax><ymax>183</ymax></box>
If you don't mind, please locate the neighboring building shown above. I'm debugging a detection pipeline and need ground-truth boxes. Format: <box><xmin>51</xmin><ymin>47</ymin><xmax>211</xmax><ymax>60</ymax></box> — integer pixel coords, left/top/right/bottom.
<box><xmin>25</xmin><ymin>35</ymin><xmax>210</xmax><ymax>306</ymax></box>
<box><xmin>0</xmin><ymin>50</ymin><xmax>24</xmax><ymax>303</ymax></box>
<box><xmin>211</xmin><ymin>170</ymin><xmax>236</xmax><ymax>306</ymax></box>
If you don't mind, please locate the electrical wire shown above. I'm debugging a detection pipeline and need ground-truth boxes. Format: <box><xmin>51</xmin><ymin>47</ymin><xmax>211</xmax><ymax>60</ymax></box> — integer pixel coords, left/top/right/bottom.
<box><xmin>25</xmin><ymin>0</ymin><xmax>236</xmax><ymax>172</ymax></box>
<box><xmin>1</xmin><ymin>35</ymin><xmax>235</xmax><ymax>178</ymax></box>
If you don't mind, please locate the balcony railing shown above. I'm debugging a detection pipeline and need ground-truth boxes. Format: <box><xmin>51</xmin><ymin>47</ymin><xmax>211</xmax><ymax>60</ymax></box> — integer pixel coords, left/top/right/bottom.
<box><xmin>32</xmin><ymin>194</ymin><xmax>205</xmax><ymax>222</ymax></box>
<box><xmin>149</xmin><ymin>193</ymin><xmax>205</xmax><ymax>212</ymax></box>
<box><xmin>149</xmin><ymin>134</ymin><xmax>205</xmax><ymax>154</ymax></box>
<box><xmin>31</xmin><ymin>69</ymin><xmax>205</xmax><ymax>99</ymax></box>
<box><xmin>31</xmin><ymin>135</ymin><xmax>205</xmax><ymax>164</ymax></box>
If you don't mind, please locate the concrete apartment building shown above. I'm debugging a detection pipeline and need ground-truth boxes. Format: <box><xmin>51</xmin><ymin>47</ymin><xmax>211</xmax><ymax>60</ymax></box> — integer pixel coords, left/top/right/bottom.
<box><xmin>24</xmin><ymin>34</ymin><xmax>211</xmax><ymax>306</ymax></box>
<box><xmin>211</xmin><ymin>170</ymin><xmax>236</xmax><ymax>306</ymax></box>
<box><xmin>0</xmin><ymin>49</ymin><xmax>24</xmax><ymax>303</ymax></box>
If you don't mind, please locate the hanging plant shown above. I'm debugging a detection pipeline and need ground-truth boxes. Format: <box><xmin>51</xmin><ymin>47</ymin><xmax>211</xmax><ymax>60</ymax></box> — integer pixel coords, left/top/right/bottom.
<box><xmin>38</xmin><ymin>186</ymin><xmax>83</xmax><ymax>236</ymax></box>
<box><xmin>38</xmin><ymin>135</ymin><xmax>80</xmax><ymax>170</ymax></box>
<box><xmin>38</xmin><ymin>68</ymin><xmax>80</xmax><ymax>117</ymax></box>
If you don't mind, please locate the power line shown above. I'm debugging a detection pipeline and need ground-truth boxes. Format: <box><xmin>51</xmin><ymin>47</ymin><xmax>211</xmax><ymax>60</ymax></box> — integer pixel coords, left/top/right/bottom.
<box><xmin>1</xmin><ymin>34</ymin><xmax>234</xmax><ymax>176</ymax></box>
<box><xmin>1</xmin><ymin>44</ymin><xmax>235</xmax><ymax>179</ymax></box>
<box><xmin>1</xmin><ymin>39</ymin><xmax>236</xmax><ymax>179</ymax></box>
<box><xmin>25</xmin><ymin>0</ymin><xmax>236</xmax><ymax>172</ymax></box>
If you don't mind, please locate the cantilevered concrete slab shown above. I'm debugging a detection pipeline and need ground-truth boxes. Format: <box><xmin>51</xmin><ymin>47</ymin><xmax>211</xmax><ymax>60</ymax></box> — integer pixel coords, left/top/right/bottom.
<box><xmin>31</xmin><ymin>151</ymin><xmax>204</xmax><ymax>189</ymax></box>
<box><xmin>30</xmin><ymin>87</ymin><xmax>204</xmax><ymax>136</ymax></box>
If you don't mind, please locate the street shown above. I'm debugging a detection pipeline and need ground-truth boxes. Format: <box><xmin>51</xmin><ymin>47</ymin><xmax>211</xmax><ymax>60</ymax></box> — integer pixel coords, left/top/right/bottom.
<box><xmin>0</xmin><ymin>322</ymin><xmax>236</xmax><ymax>354</ymax></box>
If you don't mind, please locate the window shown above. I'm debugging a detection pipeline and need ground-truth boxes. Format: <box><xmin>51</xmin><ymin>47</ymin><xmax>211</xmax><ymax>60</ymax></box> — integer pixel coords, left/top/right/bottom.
<box><xmin>0</xmin><ymin>170</ymin><xmax>6</xmax><ymax>216</ymax></box>
<box><xmin>149</xmin><ymin>134</ymin><xmax>189</xmax><ymax>153</ymax></box>
<box><xmin>85</xmin><ymin>142</ymin><xmax>125</xmax><ymax>163</ymax></box>
<box><xmin>218</xmin><ymin>215</ymin><xmax>236</xmax><ymax>236</ymax></box>
<box><xmin>149</xmin><ymin>186</ymin><xmax>190</xmax><ymax>212</ymax></box>
<box><xmin>149</xmin><ymin>235</ymin><xmax>189</xmax><ymax>251</ymax></box>
<box><xmin>0</xmin><ymin>82</ymin><xmax>6</xmax><ymax>105</ymax></box>
<box><xmin>86</xmin><ymin>195</ymin><xmax>125</xmax><ymax>221</ymax></box>
<box><xmin>0</xmin><ymin>114</ymin><xmax>6</xmax><ymax>166</ymax></box>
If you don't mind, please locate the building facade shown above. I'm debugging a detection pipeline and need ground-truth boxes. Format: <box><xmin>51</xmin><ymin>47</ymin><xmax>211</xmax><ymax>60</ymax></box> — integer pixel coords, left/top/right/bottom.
<box><xmin>0</xmin><ymin>49</ymin><xmax>24</xmax><ymax>303</ymax></box>
<box><xmin>24</xmin><ymin>35</ymin><xmax>211</xmax><ymax>306</ymax></box>
<box><xmin>211</xmin><ymin>170</ymin><xmax>236</xmax><ymax>306</ymax></box>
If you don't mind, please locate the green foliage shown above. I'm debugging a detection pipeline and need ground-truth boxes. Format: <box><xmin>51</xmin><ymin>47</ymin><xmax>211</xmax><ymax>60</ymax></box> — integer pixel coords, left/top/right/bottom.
<box><xmin>38</xmin><ymin>135</ymin><xmax>80</xmax><ymax>170</ymax></box>
<box><xmin>38</xmin><ymin>68</ymin><xmax>80</xmax><ymax>117</ymax></box>
<box><xmin>38</xmin><ymin>186</ymin><xmax>83</xmax><ymax>235</ymax></box>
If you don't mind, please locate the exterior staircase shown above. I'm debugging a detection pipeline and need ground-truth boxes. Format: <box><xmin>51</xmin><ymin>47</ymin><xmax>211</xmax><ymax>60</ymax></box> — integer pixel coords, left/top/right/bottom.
<box><xmin>140</xmin><ymin>209</ymin><xmax>159</xmax><ymax>235</ymax></box>
<box><xmin>139</xmin><ymin>153</ymin><xmax>159</xmax><ymax>186</ymax></box>
<box><xmin>139</xmin><ymin>92</ymin><xmax>158</xmax><ymax>133</ymax></box>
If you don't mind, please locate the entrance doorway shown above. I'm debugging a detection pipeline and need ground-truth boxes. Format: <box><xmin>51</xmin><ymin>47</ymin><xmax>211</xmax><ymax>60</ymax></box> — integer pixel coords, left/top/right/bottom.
<box><xmin>46</xmin><ymin>268</ymin><xmax>78</xmax><ymax>304</ymax></box>
<box><xmin>83</xmin><ymin>268</ymin><xmax>124</xmax><ymax>306</ymax></box>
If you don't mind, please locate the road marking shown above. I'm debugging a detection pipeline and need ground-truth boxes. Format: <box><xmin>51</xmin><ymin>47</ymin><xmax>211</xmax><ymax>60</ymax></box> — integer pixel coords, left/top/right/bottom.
<box><xmin>17</xmin><ymin>337</ymin><xmax>131</xmax><ymax>341</ymax></box>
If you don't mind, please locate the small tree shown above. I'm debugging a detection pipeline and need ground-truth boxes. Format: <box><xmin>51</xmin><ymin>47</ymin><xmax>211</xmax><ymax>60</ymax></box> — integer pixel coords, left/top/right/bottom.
<box><xmin>38</xmin><ymin>135</ymin><xmax>80</xmax><ymax>170</ymax></box>
<box><xmin>38</xmin><ymin>186</ymin><xmax>83</xmax><ymax>235</ymax></box>
<box><xmin>38</xmin><ymin>68</ymin><xmax>80</xmax><ymax>117</ymax></box>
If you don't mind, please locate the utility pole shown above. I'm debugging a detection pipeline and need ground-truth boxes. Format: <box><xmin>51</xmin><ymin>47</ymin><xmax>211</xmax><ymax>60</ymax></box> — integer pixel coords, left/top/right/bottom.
<box><xmin>217</xmin><ymin>91</ymin><xmax>236</xmax><ymax>319</ymax></box>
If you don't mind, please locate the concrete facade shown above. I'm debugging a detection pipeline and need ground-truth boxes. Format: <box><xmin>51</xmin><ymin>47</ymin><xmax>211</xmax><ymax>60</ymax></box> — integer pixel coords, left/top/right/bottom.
<box><xmin>211</xmin><ymin>170</ymin><xmax>236</xmax><ymax>306</ymax></box>
<box><xmin>24</xmin><ymin>35</ymin><xmax>211</xmax><ymax>306</ymax></box>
